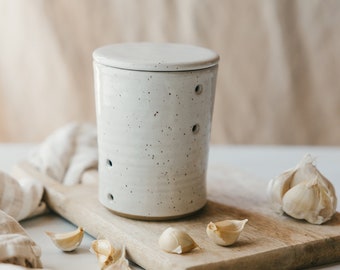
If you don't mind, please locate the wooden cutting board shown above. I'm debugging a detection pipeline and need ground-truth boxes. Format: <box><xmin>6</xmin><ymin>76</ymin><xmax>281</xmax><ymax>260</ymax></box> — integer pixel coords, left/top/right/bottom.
<box><xmin>13</xmin><ymin>162</ymin><xmax>340</xmax><ymax>270</ymax></box>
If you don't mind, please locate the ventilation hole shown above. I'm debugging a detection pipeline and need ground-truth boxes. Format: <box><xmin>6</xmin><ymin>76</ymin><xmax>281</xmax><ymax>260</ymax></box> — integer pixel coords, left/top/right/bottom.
<box><xmin>107</xmin><ymin>193</ymin><xmax>114</xmax><ymax>201</ymax></box>
<box><xmin>192</xmin><ymin>124</ymin><xmax>200</xmax><ymax>134</ymax></box>
<box><xmin>106</xmin><ymin>159</ymin><xmax>113</xmax><ymax>167</ymax></box>
<box><xmin>195</xmin><ymin>84</ymin><xmax>203</xmax><ymax>95</ymax></box>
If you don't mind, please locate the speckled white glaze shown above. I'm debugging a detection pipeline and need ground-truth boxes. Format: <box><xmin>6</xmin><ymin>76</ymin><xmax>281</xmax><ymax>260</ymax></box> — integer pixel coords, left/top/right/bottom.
<box><xmin>93</xmin><ymin>43</ymin><xmax>219</xmax><ymax>219</ymax></box>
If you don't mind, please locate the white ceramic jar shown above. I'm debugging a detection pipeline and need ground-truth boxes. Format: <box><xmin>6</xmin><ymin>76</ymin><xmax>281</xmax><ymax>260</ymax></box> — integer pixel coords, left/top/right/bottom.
<box><xmin>93</xmin><ymin>43</ymin><xmax>219</xmax><ymax>220</ymax></box>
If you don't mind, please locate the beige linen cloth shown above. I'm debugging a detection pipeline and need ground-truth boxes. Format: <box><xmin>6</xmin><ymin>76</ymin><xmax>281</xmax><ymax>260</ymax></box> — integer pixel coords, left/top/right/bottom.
<box><xmin>0</xmin><ymin>123</ymin><xmax>98</xmax><ymax>269</ymax></box>
<box><xmin>1</xmin><ymin>1</ymin><xmax>340</xmax><ymax>145</ymax></box>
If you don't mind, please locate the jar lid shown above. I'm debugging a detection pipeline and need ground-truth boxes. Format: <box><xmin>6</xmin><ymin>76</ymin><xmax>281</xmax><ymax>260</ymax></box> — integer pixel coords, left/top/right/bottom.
<box><xmin>93</xmin><ymin>42</ymin><xmax>219</xmax><ymax>71</ymax></box>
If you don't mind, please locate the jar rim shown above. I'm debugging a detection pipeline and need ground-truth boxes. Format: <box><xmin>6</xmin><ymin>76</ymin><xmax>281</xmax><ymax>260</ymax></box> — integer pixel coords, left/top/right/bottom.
<box><xmin>93</xmin><ymin>42</ymin><xmax>219</xmax><ymax>72</ymax></box>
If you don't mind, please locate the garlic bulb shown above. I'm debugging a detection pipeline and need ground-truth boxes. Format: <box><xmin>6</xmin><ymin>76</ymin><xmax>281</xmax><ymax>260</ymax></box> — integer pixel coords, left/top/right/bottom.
<box><xmin>206</xmin><ymin>219</ymin><xmax>248</xmax><ymax>246</ymax></box>
<box><xmin>159</xmin><ymin>227</ymin><xmax>198</xmax><ymax>254</ymax></box>
<box><xmin>267</xmin><ymin>154</ymin><xmax>337</xmax><ymax>224</ymax></box>
<box><xmin>45</xmin><ymin>227</ymin><xmax>84</xmax><ymax>252</ymax></box>
<box><xmin>90</xmin><ymin>239</ymin><xmax>130</xmax><ymax>270</ymax></box>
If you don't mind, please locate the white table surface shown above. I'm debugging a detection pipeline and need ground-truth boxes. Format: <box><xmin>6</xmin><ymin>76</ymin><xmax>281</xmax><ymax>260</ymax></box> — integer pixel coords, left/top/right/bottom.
<box><xmin>0</xmin><ymin>143</ymin><xmax>339</xmax><ymax>269</ymax></box>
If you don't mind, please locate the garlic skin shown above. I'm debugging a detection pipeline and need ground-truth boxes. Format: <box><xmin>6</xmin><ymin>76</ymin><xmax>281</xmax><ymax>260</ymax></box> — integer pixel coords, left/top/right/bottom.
<box><xmin>90</xmin><ymin>239</ymin><xmax>130</xmax><ymax>270</ymax></box>
<box><xmin>267</xmin><ymin>154</ymin><xmax>337</xmax><ymax>224</ymax></box>
<box><xmin>206</xmin><ymin>219</ymin><xmax>248</xmax><ymax>246</ymax></box>
<box><xmin>46</xmin><ymin>227</ymin><xmax>84</xmax><ymax>252</ymax></box>
<box><xmin>159</xmin><ymin>227</ymin><xmax>198</xmax><ymax>254</ymax></box>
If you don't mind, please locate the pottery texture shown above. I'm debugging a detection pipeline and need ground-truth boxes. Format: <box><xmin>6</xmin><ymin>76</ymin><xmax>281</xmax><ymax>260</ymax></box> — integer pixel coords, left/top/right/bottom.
<box><xmin>93</xmin><ymin>43</ymin><xmax>218</xmax><ymax>219</ymax></box>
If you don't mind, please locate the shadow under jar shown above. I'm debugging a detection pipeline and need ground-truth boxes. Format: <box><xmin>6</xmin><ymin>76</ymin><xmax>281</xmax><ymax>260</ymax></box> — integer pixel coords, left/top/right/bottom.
<box><xmin>93</xmin><ymin>42</ymin><xmax>219</xmax><ymax>220</ymax></box>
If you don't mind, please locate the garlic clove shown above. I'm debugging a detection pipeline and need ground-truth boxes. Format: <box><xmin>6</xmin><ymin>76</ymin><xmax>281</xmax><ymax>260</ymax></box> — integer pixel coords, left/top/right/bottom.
<box><xmin>90</xmin><ymin>239</ymin><xmax>130</xmax><ymax>270</ymax></box>
<box><xmin>206</xmin><ymin>219</ymin><xmax>248</xmax><ymax>246</ymax></box>
<box><xmin>282</xmin><ymin>177</ymin><xmax>336</xmax><ymax>224</ymax></box>
<box><xmin>267</xmin><ymin>154</ymin><xmax>337</xmax><ymax>224</ymax></box>
<box><xmin>267</xmin><ymin>168</ymin><xmax>296</xmax><ymax>214</ymax></box>
<box><xmin>159</xmin><ymin>227</ymin><xmax>198</xmax><ymax>254</ymax></box>
<box><xmin>46</xmin><ymin>226</ymin><xmax>84</xmax><ymax>252</ymax></box>
<box><xmin>290</xmin><ymin>154</ymin><xmax>316</xmax><ymax>186</ymax></box>
<box><xmin>91</xmin><ymin>239</ymin><xmax>116</xmax><ymax>268</ymax></box>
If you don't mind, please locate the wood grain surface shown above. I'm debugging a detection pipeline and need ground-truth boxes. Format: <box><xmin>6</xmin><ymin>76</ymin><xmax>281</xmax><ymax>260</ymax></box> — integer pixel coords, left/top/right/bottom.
<box><xmin>13</xmin><ymin>162</ymin><xmax>340</xmax><ymax>270</ymax></box>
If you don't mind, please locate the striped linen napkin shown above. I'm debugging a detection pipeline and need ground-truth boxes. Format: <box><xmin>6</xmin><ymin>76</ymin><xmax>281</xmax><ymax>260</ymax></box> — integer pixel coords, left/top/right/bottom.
<box><xmin>0</xmin><ymin>123</ymin><xmax>98</xmax><ymax>269</ymax></box>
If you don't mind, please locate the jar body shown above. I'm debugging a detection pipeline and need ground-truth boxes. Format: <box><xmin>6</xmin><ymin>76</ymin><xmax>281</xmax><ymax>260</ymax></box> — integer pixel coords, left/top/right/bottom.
<box><xmin>94</xmin><ymin>63</ymin><xmax>218</xmax><ymax>219</ymax></box>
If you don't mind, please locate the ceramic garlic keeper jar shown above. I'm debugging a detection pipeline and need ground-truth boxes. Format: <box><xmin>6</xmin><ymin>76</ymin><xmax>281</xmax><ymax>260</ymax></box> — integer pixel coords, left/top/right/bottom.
<box><xmin>93</xmin><ymin>43</ymin><xmax>219</xmax><ymax>220</ymax></box>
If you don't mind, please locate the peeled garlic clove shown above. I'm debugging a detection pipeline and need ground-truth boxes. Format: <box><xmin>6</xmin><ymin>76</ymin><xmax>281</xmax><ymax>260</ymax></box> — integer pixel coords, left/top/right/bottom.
<box><xmin>159</xmin><ymin>227</ymin><xmax>198</xmax><ymax>254</ymax></box>
<box><xmin>206</xmin><ymin>219</ymin><xmax>248</xmax><ymax>246</ymax></box>
<box><xmin>46</xmin><ymin>226</ymin><xmax>84</xmax><ymax>252</ymax></box>
<box><xmin>90</xmin><ymin>239</ymin><xmax>130</xmax><ymax>270</ymax></box>
<box><xmin>267</xmin><ymin>154</ymin><xmax>337</xmax><ymax>224</ymax></box>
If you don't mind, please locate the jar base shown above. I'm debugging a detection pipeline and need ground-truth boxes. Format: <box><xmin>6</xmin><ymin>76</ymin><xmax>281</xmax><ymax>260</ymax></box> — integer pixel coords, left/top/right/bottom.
<box><xmin>103</xmin><ymin>203</ymin><xmax>207</xmax><ymax>221</ymax></box>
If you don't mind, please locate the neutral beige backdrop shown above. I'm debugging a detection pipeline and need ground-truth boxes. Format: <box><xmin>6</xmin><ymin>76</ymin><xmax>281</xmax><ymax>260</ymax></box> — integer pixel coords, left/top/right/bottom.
<box><xmin>0</xmin><ymin>0</ymin><xmax>339</xmax><ymax>144</ymax></box>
